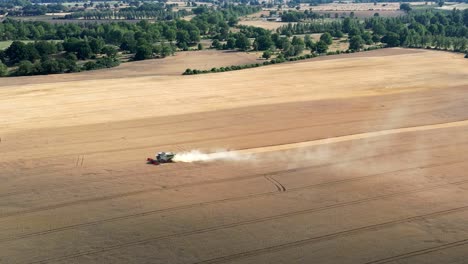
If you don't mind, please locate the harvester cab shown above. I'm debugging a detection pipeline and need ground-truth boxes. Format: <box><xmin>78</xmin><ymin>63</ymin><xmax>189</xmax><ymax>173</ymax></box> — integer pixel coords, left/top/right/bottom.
<box><xmin>156</xmin><ymin>152</ymin><xmax>175</xmax><ymax>163</ymax></box>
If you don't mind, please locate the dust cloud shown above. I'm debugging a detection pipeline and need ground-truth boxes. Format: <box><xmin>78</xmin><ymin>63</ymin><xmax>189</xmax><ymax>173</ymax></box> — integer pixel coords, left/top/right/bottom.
<box><xmin>172</xmin><ymin>149</ymin><xmax>254</xmax><ymax>163</ymax></box>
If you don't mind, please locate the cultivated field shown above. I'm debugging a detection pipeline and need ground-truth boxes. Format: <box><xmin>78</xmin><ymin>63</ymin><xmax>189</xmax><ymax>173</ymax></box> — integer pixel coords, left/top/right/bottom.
<box><xmin>313</xmin><ymin>10</ymin><xmax>405</xmax><ymax>18</ymax></box>
<box><xmin>238</xmin><ymin>20</ymin><xmax>294</xmax><ymax>30</ymax></box>
<box><xmin>293</xmin><ymin>2</ymin><xmax>406</xmax><ymax>17</ymax></box>
<box><xmin>438</xmin><ymin>2</ymin><xmax>468</xmax><ymax>10</ymax></box>
<box><xmin>0</xmin><ymin>50</ymin><xmax>261</xmax><ymax>87</ymax></box>
<box><xmin>305</xmin><ymin>2</ymin><xmax>401</xmax><ymax>11</ymax></box>
<box><xmin>1</xmin><ymin>48</ymin><xmax>468</xmax><ymax>264</ymax></box>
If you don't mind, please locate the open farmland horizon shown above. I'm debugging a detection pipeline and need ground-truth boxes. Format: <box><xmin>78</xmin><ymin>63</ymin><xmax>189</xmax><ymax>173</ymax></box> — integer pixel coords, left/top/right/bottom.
<box><xmin>1</xmin><ymin>48</ymin><xmax>468</xmax><ymax>263</ymax></box>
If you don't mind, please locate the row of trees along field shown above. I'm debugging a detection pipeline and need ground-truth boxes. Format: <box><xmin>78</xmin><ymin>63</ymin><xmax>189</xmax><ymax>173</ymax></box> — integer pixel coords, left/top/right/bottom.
<box><xmin>286</xmin><ymin>0</ymin><xmax>466</xmax><ymax>4</ymax></box>
<box><xmin>278</xmin><ymin>9</ymin><xmax>468</xmax><ymax>52</ymax></box>
<box><xmin>63</xmin><ymin>3</ymin><xmax>190</xmax><ymax>20</ymax></box>
<box><xmin>0</xmin><ymin>5</ymin><xmax>261</xmax><ymax>76</ymax></box>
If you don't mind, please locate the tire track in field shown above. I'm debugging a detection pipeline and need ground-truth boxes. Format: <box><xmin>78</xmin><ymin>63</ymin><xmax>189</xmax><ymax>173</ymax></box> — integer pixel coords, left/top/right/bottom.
<box><xmin>363</xmin><ymin>238</ymin><xmax>468</xmax><ymax>264</ymax></box>
<box><xmin>25</xmin><ymin>179</ymin><xmax>468</xmax><ymax>264</ymax></box>
<box><xmin>193</xmin><ymin>206</ymin><xmax>468</xmax><ymax>264</ymax></box>
<box><xmin>1</xmin><ymin>160</ymin><xmax>464</xmax><ymax>244</ymax></box>
<box><xmin>0</xmin><ymin>140</ymin><xmax>465</xmax><ymax>221</ymax></box>
<box><xmin>264</xmin><ymin>176</ymin><xmax>286</xmax><ymax>192</ymax></box>
<box><xmin>238</xmin><ymin>120</ymin><xmax>468</xmax><ymax>155</ymax></box>
<box><xmin>1</xmin><ymin>132</ymin><xmax>465</xmax><ymax>202</ymax></box>
<box><xmin>2</xmin><ymin>115</ymin><xmax>392</xmax><ymax>162</ymax></box>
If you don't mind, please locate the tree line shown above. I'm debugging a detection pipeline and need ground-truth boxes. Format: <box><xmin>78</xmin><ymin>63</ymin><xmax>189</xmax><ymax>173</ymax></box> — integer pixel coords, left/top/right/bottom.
<box><xmin>279</xmin><ymin>9</ymin><xmax>468</xmax><ymax>53</ymax></box>
<box><xmin>63</xmin><ymin>2</ymin><xmax>191</xmax><ymax>20</ymax></box>
<box><xmin>0</xmin><ymin>5</ymin><xmax>262</xmax><ymax>77</ymax></box>
<box><xmin>210</xmin><ymin>25</ymin><xmax>335</xmax><ymax>57</ymax></box>
<box><xmin>63</xmin><ymin>9</ymin><xmax>190</xmax><ymax>20</ymax></box>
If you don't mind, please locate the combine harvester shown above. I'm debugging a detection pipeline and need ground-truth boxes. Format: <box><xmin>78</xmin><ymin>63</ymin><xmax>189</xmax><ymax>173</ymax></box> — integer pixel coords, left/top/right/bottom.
<box><xmin>147</xmin><ymin>152</ymin><xmax>175</xmax><ymax>165</ymax></box>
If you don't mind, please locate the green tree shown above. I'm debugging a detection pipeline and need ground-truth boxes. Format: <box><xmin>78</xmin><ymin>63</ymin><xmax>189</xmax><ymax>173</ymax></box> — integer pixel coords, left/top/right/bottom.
<box><xmin>304</xmin><ymin>34</ymin><xmax>314</xmax><ymax>49</ymax></box>
<box><xmin>400</xmin><ymin>3</ymin><xmax>412</xmax><ymax>13</ymax></box>
<box><xmin>41</xmin><ymin>59</ymin><xmax>64</xmax><ymax>74</ymax></box>
<box><xmin>333</xmin><ymin>30</ymin><xmax>344</xmax><ymax>38</ymax></box>
<box><xmin>315</xmin><ymin>40</ymin><xmax>328</xmax><ymax>54</ymax></box>
<box><xmin>0</xmin><ymin>61</ymin><xmax>8</xmax><ymax>77</ymax></box>
<box><xmin>254</xmin><ymin>35</ymin><xmax>274</xmax><ymax>51</ymax></box>
<box><xmin>382</xmin><ymin>32</ymin><xmax>400</xmax><ymax>47</ymax></box>
<box><xmin>262</xmin><ymin>50</ymin><xmax>272</xmax><ymax>59</ymax></box>
<box><xmin>134</xmin><ymin>44</ymin><xmax>153</xmax><ymax>60</ymax></box>
<box><xmin>120</xmin><ymin>37</ymin><xmax>137</xmax><ymax>53</ymax></box>
<box><xmin>34</xmin><ymin>41</ymin><xmax>57</xmax><ymax>55</ymax></box>
<box><xmin>161</xmin><ymin>44</ymin><xmax>173</xmax><ymax>57</ymax></box>
<box><xmin>188</xmin><ymin>29</ymin><xmax>200</xmax><ymax>43</ymax></box>
<box><xmin>176</xmin><ymin>30</ymin><xmax>190</xmax><ymax>47</ymax></box>
<box><xmin>5</xmin><ymin>41</ymin><xmax>39</xmax><ymax>64</ymax></box>
<box><xmin>5</xmin><ymin>41</ymin><xmax>27</xmax><ymax>64</ymax></box>
<box><xmin>372</xmin><ymin>23</ymin><xmax>386</xmax><ymax>36</ymax></box>
<box><xmin>349</xmin><ymin>35</ymin><xmax>364</xmax><ymax>50</ymax></box>
<box><xmin>77</xmin><ymin>42</ymin><xmax>93</xmax><ymax>60</ymax></box>
<box><xmin>226</xmin><ymin>38</ymin><xmax>236</xmax><ymax>49</ymax></box>
<box><xmin>102</xmin><ymin>46</ymin><xmax>118</xmax><ymax>57</ymax></box>
<box><xmin>89</xmin><ymin>38</ymin><xmax>105</xmax><ymax>54</ymax></box>
<box><xmin>292</xmin><ymin>36</ymin><xmax>304</xmax><ymax>46</ymax></box>
<box><xmin>211</xmin><ymin>39</ymin><xmax>222</xmax><ymax>49</ymax></box>
<box><xmin>361</xmin><ymin>32</ymin><xmax>373</xmax><ymax>45</ymax></box>
<box><xmin>198</xmin><ymin>43</ymin><xmax>203</xmax><ymax>50</ymax></box>
<box><xmin>15</xmin><ymin>60</ymin><xmax>35</xmax><ymax>76</ymax></box>
<box><xmin>83</xmin><ymin>61</ymin><xmax>97</xmax><ymax>71</ymax></box>
<box><xmin>235</xmin><ymin>34</ymin><xmax>250</xmax><ymax>51</ymax></box>
<box><xmin>164</xmin><ymin>28</ymin><xmax>176</xmax><ymax>41</ymax></box>
<box><xmin>320</xmin><ymin>32</ymin><xmax>333</xmax><ymax>45</ymax></box>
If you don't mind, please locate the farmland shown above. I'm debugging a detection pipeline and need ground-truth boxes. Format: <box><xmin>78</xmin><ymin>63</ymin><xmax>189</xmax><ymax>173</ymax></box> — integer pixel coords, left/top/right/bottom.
<box><xmin>1</xmin><ymin>48</ymin><xmax>468</xmax><ymax>263</ymax></box>
<box><xmin>238</xmin><ymin>20</ymin><xmax>293</xmax><ymax>30</ymax></box>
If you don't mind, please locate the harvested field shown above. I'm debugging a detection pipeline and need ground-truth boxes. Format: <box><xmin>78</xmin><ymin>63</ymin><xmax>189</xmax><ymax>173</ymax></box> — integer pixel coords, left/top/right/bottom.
<box><xmin>243</xmin><ymin>10</ymin><xmax>270</xmax><ymax>19</ymax></box>
<box><xmin>314</xmin><ymin>10</ymin><xmax>405</xmax><ymax>18</ymax></box>
<box><xmin>438</xmin><ymin>3</ymin><xmax>468</xmax><ymax>10</ymax></box>
<box><xmin>294</xmin><ymin>34</ymin><xmax>349</xmax><ymax>51</ymax></box>
<box><xmin>0</xmin><ymin>50</ymin><xmax>261</xmax><ymax>87</ymax></box>
<box><xmin>1</xmin><ymin>48</ymin><xmax>468</xmax><ymax>264</ymax></box>
<box><xmin>306</xmin><ymin>2</ymin><xmax>401</xmax><ymax>11</ymax></box>
<box><xmin>238</xmin><ymin>20</ymin><xmax>293</xmax><ymax>30</ymax></box>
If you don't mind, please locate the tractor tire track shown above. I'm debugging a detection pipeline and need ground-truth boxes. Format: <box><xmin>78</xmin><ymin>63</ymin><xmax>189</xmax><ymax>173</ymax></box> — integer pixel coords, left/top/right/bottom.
<box><xmin>7</xmin><ymin>117</ymin><xmax>467</xmax><ymax>164</ymax></box>
<box><xmin>25</xmin><ymin>180</ymin><xmax>468</xmax><ymax>264</ymax></box>
<box><xmin>0</xmin><ymin>145</ymin><xmax>464</xmax><ymax>222</ymax></box>
<box><xmin>264</xmin><ymin>176</ymin><xmax>286</xmax><ymax>192</ymax></box>
<box><xmin>2</xmin><ymin>116</ymin><xmax>390</xmax><ymax>162</ymax></box>
<box><xmin>193</xmin><ymin>206</ymin><xmax>468</xmax><ymax>264</ymax></box>
<box><xmin>1</xmin><ymin>159</ymin><xmax>464</xmax><ymax>244</ymax></box>
<box><xmin>363</xmin><ymin>238</ymin><xmax>468</xmax><ymax>264</ymax></box>
<box><xmin>0</xmin><ymin>138</ymin><xmax>464</xmax><ymax>205</ymax></box>
<box><xmin>238</xmin><ymin>120</ymin><xmax>468</xmax><ymax>155</ymax></box>
<box><xmin>0</xmin><ymin>161</ymin><xmax>455</xmax><ymax>243</ymax></box>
